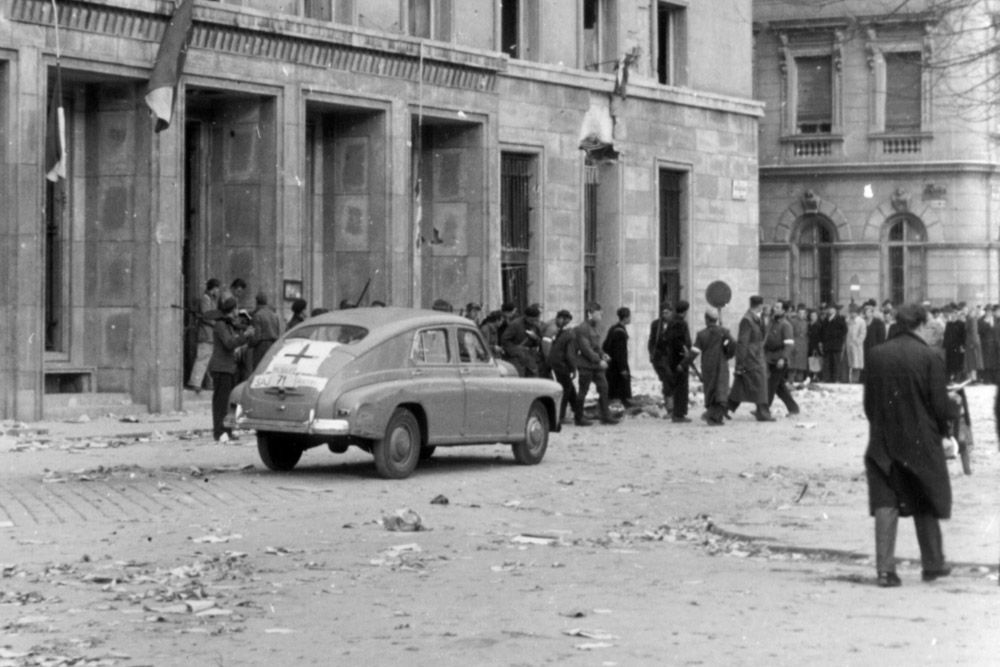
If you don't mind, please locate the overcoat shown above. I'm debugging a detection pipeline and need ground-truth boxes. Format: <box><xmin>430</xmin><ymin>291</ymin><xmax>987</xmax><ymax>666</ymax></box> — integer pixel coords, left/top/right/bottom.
<box><xmin>863</xmin><ymin>331</ymin><xmax>951</xmax><ymax>518</ymax></box>
<box><xmin>728</xmin><ymin>309</ymin><xmax>768</xmax><ymax>405</ymax></box>
<box><xmin>943</xmin><ymin>318</ymin><xmax>965</xmax><ymax>377</ymax></box>
<box><xmin>846</xmin><ymin>316</ymin><xmax>867</xmax><ymax>371</ymax></box>
<box><xmin>602</xmin><ymin>322</ymin><xmax>632</xmax><ymax>401</ymax></box>
<box><xmin>965</xmin><ymin>313</ymin><xmax>983</xmax><ymax>373</ymax></box>
<box><xmin>694</xmin><ymin>324</ymin><xmax>734</xmax><ymax>407</ymax></box>
<box><xmin>789</xmin><ymin>314</ymin><xmax>809</xmax><ymax>372</ymax></box>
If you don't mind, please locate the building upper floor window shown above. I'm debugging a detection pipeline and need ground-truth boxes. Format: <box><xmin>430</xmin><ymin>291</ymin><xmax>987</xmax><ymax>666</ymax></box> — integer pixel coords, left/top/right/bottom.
<box><xmin>408</xmin><ymin>0</ymin><xmax>452</xmax><ymax>42</ymax></box>
<box><xmin>501</xmin><ymin>0</ymin><xmax>540</xmax><ymax>61</ymax></box>
<box><xmin>884</xmin><ymin>51</ymin><xmax>922</xmax><ymax>132</ymax></box>
<box><xmin>582</xmin><ymin>0</ymin><xmax>618</xmax><ymax>73</ymax></box>
<box><xmin>796</xmin><ymin>56</ymin><xmax>832</xmax><ymax>134</ymax></box>
<box><xmin>655</xmin><ymin>2</ymin><xmax>687</xmax><ymax>85</ymax></box>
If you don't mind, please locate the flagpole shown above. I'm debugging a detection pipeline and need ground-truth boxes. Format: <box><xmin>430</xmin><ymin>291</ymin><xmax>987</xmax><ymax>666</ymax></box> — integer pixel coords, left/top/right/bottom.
<box><xmin>412</xmin><ymin>41</ymin><xmax>425</xmax><ymax>308</ymax></box>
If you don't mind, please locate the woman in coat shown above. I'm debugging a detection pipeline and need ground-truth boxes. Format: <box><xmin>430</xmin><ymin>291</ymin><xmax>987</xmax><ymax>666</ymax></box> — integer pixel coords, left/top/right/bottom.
<box><xmin>806</xmin><ymin>309</ymin><xmax>823</xmax><ymax>381</ymax></box>
<box><xmin>846</xmin><ymin>306</ymin><xmax>868</xmax><ymax>383</ymax></box>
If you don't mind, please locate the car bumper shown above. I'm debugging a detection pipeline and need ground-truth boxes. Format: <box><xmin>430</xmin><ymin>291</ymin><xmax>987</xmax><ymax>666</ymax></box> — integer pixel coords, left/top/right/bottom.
<box><xmin>230</xmin><ymin>406</ymin><xmax>351</xmax><ymax>436</ymax></box>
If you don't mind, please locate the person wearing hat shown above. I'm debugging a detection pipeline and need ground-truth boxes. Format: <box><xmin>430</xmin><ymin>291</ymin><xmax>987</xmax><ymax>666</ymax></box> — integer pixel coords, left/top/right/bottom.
<box><xmin>574</xmin><ymin>302</ymin><xmax>618</xmax><ymax>425</ymax></box>
<box><xmin>846</xmin><ymin>303</ymin><xmax>868</xmax><ymax>383</ymax></box>
<box><xmin>187</xmin><ymin>278</ymin><xmax>221</xmax><ymax>394</ymax></box>
<box><xmin>690</xmin><ymin>307</ymin><xmax>735</xmax><ymax>425</ymax></box>
<box><xmin>208</xmin><ymin>297</ymin><xmax>255</xmax><ymax>442</ymax></box>
<box><xmin>602</xmin><ymin>306</ymin><xmax>633</xmax><ymax>408</ymax></box>
<box><xmin>819</xmin><ymin>303</ymin><xmax>848</xmax><ymax>383</ymax></box>
<box><xmin>660</xmin><ymin>299</ymin><xmax>694</xmax><ymax>423</ymax></box>
<box><xmin>547</xmin><ymin>310</ymin><xmax>588</xmax><ymax>425</ymax></box>
<box><xmin>501</xmin><ymin>304</ymin><xmax>542</xmax><ymax>377</ymax></box>
<box><xmin>864</xmin><ymin>302</ymin><xmax>952</xmax><ymax>587</ymax></box>
<box><xmin>726</xmin><ymin>295</ymin><xmax>774</xmax><ymax>421</ymax></box>
<box><xmin>648</xmin><ymin>301</ymin><xmax>676</xmax><ymax>414</ymax></box>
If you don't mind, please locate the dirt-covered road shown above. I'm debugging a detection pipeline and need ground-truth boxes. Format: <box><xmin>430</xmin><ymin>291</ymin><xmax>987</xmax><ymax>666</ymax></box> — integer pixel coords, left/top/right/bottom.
<box><xmin>1</xmin><ymin>380</ymin><xmax>998</xmax><ymax>666</ymax></box>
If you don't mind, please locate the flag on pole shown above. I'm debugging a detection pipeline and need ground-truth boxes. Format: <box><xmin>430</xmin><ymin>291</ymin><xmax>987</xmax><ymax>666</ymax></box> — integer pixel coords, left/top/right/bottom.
<box><xmin>144</xmin><ymin>0</ymin><xmax>195</xmax><ymax>133</ymax></box>
<box><xmin>45</xmin><ymin>0</ymin><xmax>66</xmax><ymax>182</ymax></box>
<box><xmin>45</xmin><ymin>60</ymin><xmax>66</xmax><ymax>182</ymax></box>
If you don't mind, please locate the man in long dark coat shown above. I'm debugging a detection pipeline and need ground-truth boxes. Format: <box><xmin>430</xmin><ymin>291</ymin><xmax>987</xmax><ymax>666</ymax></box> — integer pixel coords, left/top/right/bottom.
<box><xmin>691</xmin><ymin>307</ymin><xmax>734</xmax><ymax>425</ymax></box>
<box><xmin>864</xmin><ymin>302</ymin><xmax>952</xmax><ymax>587</ymax></box>
<box><xmin>648</xmin><ymin>302</ymin><xmax>675</xmax><ymax>413</ymax></box>
<box><xmin>726</xmin><ymin>295</ymin><xmax>773</xmax><ymax>421</ymax></box>
<box><xmin>942</xmin><ymin>303</ymin><xmax>965</xmax><ymax>381</ymax></box>
<box><xmin>603</xmin><ymin>306</ymin><xmax>632</xmax><ymax>407</ymax></box>
<box><xmin>819</xmin><ymin>303</ymin><xmax>848</xmax><ymax>383</ymax></box>
<box><xmin>661</xmin><ymin>300</ymin><xmax>693</xmax><ymax>422</ymax></box>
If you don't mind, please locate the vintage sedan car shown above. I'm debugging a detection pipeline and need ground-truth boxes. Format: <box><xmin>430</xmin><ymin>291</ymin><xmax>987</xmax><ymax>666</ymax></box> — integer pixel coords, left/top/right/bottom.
<box><xmin>228</xmin><ymin>307</ymin><xmax>562</xmax><ymax>479</ymax></box>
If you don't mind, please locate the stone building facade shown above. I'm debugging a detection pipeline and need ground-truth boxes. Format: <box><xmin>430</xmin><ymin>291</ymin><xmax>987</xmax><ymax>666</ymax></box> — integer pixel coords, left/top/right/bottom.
<box><xmin>755</xmin><ymin>0</ymin><xmax>1000</xmax><ymax>309</ymax></box>
<box><xmin>0</xmin><ymin>0</ymin><xmax>759</xmax><ymax>420</ymax></box>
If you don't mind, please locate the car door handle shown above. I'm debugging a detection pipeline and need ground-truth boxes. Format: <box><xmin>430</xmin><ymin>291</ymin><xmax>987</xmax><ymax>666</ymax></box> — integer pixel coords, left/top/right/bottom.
<box><xmin>460</xmin><ymin>368</ymin><xmax>471</xmax><ymax>375</ymax></box>
<box><xmin>411</xmin><ymin>369</ymin><xmax>424</xmax><ymax>376</ymax></box>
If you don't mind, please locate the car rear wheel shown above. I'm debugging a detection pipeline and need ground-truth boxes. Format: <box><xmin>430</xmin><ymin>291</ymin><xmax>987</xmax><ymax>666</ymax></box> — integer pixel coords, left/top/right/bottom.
<box><xmin>512</xmin><ymin>400</ymin><xmax>548</xmax><ymax>465</ymax></box>
<box><xmin>373</xmin><ymin>408</ymin><xmax>421</xmax><ymax>479</ymax></box>
<box><xmin>257</xmin><ymin>432</ymin><xmax>303</xmax><ymax>471</ymax></box>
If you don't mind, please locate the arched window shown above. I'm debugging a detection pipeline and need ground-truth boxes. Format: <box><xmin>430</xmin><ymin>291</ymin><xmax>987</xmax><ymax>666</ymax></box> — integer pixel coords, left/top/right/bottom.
<box><xmin>794</xmin><ymin>214</ymin><xmax>836</xmax><ymax>307</ymax></box>
<box><xmin>885</xmin><ymin>214</ymin><xmax>926</xmax><ymax>304</ymax></box>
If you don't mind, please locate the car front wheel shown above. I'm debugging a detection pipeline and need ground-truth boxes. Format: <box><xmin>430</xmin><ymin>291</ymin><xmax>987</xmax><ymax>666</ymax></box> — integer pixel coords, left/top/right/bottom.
<box><xmin>512</xmin><ymin>400</ymin><xmax>549</xmax><ymax>465</ymax></box>
<box><xmin>257</xmin><ymin>432</ymin><xmax>303</xmax><ymax>471</ymax></box>
<box><xmin>373</xmin><ymin>408</ymin><xmax>421</xmax><ymax>479</ymax></box>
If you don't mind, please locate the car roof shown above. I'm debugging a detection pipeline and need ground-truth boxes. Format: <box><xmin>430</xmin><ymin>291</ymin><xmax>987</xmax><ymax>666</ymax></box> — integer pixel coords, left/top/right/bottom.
<box><xmin>292</xmin><ymin>307</ymin><xmax>475</xmax><ymax>348</ymax></box>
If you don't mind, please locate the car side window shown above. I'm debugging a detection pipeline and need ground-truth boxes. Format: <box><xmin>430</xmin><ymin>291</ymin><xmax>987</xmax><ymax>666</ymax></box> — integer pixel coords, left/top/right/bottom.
<box><xmin>458</xmin><ymin>328</ymin><xmax>491</xmax><ymax>364</ymax></box>
<box><xmin>410</xmin><ymin>328</ymin><xmax>451</xmax><ymax>364</ymax></box>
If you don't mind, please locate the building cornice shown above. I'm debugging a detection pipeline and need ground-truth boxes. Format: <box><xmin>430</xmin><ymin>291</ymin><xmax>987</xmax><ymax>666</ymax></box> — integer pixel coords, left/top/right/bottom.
<box><xmin>9</xmin><ymin>0</ymin><xmax>505</xmax><ymax>92</ymax></box>
<box><xmin>760</xmin><ymin>161</ymin><xmax>999</xmax><ymax>178</ymax></box>
<box><xmin>504</xmin><ymin>59</ymin><xmax>764</xmax><ymax>118</ymax></box>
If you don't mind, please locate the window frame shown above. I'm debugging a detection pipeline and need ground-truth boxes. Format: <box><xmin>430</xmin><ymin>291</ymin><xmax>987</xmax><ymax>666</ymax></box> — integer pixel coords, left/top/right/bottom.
<box><xmin>653</xmin><ymin>1</ymin><xmax>687</xmax><ymax>86</ymax></box>
<box><xmin>457</xmin><ymin>327</ymin><xmax>492</xmax><ymax>365</ymax></box>
<box><xmin>410</xmin><ymin>327</ymin><xmax>452</xmax><ymax>365</ymax></box>
<box><xmin>791</xmin><ymin>214</ymin><xmax>838</xmax><ymax>307</ymax></box>
<box><xmin>581</xmin><ymin>0</ymin><xmax>618</xmax><ymax>73</ymax></box>
<box><xmin>778</xmin><ymin>32</ymin><xmax>843</xmax><ymax>139</ymax></box>
<box><xmin>867</xmin><ymin>38</ymin><xmax>930</xmax><ymax>138</ymax></box>
<box><xmin>403</xmin><ymin>0</ymin><xmax>452</xmax><ymax>42</ymax></box>
<box><xmin>882</xmin><ymin>213</ymin><xmax>926</xmax><ymax>305</ymax></box>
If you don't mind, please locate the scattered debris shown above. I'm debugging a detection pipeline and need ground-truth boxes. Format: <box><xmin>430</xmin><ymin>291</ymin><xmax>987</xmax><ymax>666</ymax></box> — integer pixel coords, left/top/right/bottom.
<box><xmin>563</xmin><ymin>628</ymin><xmax>619</xmax><ymax>640</ymax></box>
<box><xmin>380</xmin><ymin>508</ymin><xmax>425</xmax><ymax>532</ymax></box>
<box><xmin>511</xmin><ymin>533</ymin><xmax>562</xmax><ymax>546</ymax></box>
<box><xmin>430</xmin><ymin>494</ymin><xmax>449</xmax><ymax>505</ymax></box>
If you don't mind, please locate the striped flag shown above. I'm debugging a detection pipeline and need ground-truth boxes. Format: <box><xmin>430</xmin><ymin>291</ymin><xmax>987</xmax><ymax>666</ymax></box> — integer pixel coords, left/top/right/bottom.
<box><xmin>144</xmin><ymin>0</ymin><xmax>195</xmax><ymax>133</ymax></box>
<box><xmin>45</xmin><ymin>61</ymin><xmax>66</xmax><ymax>182</ymax></box>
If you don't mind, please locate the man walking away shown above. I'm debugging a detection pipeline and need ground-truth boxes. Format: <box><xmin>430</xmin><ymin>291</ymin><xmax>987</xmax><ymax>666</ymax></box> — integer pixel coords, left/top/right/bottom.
<box><xmin>691</xmin><ymin>308</ymin><xmax>735</xmax><ymax>425</ymax></box>
<box><xmin>547</xmin><ymin>310</ymin><xmax>588</xmax><ymax>426</ymax></box>
<box><xmin>727</xmin><ymin>295</ymin><xmax>774</xmax><ymax>421</ymax></box>
<box><xmin>603</xmin><ymin>307</ymin><xmax>632</xmax><ymax>408</ymax></box>
<box><xmin>864</xmin><ymin>303</ymin><xmax>952</xmax><ymax>587</ymax></box>
<box><xmin>575</xmin><ymin>302</ymin><xmax>618</xmax><ymax>425</ymax></box>
<box><xmin>765</xmin><ymin>299</ymin><xmax>799</xmax><ymax>415</ymax></box>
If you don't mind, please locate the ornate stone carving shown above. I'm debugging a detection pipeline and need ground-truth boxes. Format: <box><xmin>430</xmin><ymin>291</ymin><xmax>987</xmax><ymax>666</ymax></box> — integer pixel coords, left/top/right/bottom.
<box><xmin>891</xmin><ymin>188</ymin><xmax>911</xmax><ymax>212</ymax></box>
<box><xmin>802</xmin><ymin>189</ymin><xmax>820</xmax><ymax>213</ymax></box>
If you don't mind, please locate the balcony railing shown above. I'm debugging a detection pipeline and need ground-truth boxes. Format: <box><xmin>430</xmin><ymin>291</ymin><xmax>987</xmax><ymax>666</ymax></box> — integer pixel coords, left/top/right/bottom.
<box><xmin>870</xmin><ymin>132</ymin><xmax>931</xmax><ymax>158</ymax></box>
<box><xmin>780</xmin><ymin>134</ymin><xmax>843</xmax><ymax>160</ymax></box>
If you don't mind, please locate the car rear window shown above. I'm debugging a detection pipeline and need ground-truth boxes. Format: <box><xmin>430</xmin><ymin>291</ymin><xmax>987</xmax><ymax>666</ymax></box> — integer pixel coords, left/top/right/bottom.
<box><xmin>286</xmin><ymin>324</ymin><xmax>368</xmax><ymax>344</ymax></box>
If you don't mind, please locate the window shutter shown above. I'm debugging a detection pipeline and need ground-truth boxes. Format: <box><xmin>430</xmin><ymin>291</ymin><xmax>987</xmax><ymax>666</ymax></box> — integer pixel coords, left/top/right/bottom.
<box><xmin>885</xmin><ymin>52</ymin><xmax>921</xmax><ymax>132</ymax></box>
<box><xmin>796</xmin><ymin>57</ymin><xmax>832</xmax><ymax>125</ymax></box>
